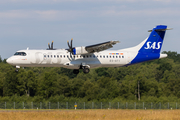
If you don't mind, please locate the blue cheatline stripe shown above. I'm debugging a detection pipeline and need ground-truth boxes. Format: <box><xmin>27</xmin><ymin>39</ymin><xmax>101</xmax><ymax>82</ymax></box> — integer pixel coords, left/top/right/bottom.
<box><xmin>130</xmin><ymin>53</ymin><xmax>160</xmax><ymax>64</ymax></box>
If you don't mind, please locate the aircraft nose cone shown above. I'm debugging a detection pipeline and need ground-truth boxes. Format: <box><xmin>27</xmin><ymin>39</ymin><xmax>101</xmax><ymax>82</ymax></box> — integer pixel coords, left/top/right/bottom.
<box><xmin>6</xmin><ymin>58</ymin><xmax>13</xmax><ymax>64</ymax></box>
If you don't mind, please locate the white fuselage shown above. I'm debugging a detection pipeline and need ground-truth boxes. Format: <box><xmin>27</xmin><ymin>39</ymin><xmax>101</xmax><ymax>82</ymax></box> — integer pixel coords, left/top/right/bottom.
<box><xmin>6</xmin><ymin>25</ymin><xmax>169</xmax><ymax>71</ymax></box>
<box><xmin>7</xmin><ymin>49</ymin><xmax>135</xmax><ymax>69</ymax></box>
<box><xmin>6</xmin><ymin>37</ymin><xmax>168</xmax><ymax>70</ymax></box>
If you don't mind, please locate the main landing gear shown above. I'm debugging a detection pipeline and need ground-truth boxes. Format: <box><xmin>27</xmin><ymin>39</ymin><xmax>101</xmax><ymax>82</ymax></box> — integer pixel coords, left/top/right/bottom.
<box><xmin>83</xmin><ymin>67</ymin><xmax>90</xmax><ymax>74</ymax></box>
<box><xmin>73</xmin><ymin>69</ymin><xmax>79</xmax><ymax>74</ymax></box>
<box><xmin>73</xmin><ymin>66</ymin><xmax>90</xmax><ymax>74</ymax></box>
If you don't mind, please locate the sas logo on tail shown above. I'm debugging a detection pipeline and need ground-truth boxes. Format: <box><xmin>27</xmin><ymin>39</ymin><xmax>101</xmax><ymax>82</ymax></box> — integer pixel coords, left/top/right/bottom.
<box><xmin>144</xmin><ymin>42</ymin><xmax>161</xmax><ymax>49</ymax></box>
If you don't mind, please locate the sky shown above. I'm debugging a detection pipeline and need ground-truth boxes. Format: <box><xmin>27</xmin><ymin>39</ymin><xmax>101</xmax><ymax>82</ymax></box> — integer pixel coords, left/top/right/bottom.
<box><xmin>0</xmin><ymin>0</ymin><xmax>180</xmax><ymax>59</ymax></box>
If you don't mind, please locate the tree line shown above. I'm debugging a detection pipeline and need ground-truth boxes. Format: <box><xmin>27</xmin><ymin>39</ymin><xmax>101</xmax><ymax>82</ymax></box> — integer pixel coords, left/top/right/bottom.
<box><xmin>0</xmin><ymin>51</ymin><xmax>180</xmax><ymax>103</ymax></box>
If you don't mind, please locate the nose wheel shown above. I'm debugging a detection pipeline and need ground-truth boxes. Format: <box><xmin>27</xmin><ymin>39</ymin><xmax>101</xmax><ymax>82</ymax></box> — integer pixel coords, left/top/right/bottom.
<box><xmin>15</xmin><ymin>69</ymin><xmax>19</xmax><ymax>73</ymax></box>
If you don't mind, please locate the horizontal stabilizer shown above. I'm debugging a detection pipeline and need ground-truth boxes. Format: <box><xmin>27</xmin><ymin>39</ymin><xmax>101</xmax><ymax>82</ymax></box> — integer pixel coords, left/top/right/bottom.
<box><xmin>148</xmin><ymin>28</ymin><xmax>172</xmax><ymax>32</ymax></box>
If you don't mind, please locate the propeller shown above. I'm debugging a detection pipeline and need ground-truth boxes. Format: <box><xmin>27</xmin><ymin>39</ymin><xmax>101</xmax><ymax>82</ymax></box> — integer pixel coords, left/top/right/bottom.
<box><xmin>67</xmin><ymin>38</ymin><xmax>74</xmax><ymax>54</ymax></box>
<box><xmin>47</xmin><ymin>41</ymin><xmax>54</xmax><ymax>50</ymax></box>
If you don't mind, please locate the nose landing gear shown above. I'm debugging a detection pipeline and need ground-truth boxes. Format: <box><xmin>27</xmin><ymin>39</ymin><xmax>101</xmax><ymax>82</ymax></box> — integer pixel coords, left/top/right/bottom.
<box><xmin>15</xmin><ymin>66</ymin><xmax>20</xmax><ymax>73</ymax></box>
<box><xmin>15</xmin><ymin>69</ymin><xmax>19</xmax><ymax>72</ymax></box>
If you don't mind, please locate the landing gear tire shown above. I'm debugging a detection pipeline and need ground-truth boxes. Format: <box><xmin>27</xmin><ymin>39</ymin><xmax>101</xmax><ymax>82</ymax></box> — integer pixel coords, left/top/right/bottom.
<box><xmin>73</xmin><ymin>69</ymin><xmax>79</xmax><ymax>74</ymax></box>
<box><xmin>15</xmin><ymin>69</ymin><xmax>19</xmax><ymax>73</ymax></box>
<box><xmin>83</xmin><ymin>68</ymin><xmax>90</xmax><ymax>74</ymax></box>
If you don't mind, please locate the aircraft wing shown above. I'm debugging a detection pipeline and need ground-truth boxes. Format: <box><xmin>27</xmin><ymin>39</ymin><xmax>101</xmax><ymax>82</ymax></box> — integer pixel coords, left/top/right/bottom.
<box><xmin>85</xmin><ymin>41</ymin><xmax>120</xmax><ymax>53</ymax></box>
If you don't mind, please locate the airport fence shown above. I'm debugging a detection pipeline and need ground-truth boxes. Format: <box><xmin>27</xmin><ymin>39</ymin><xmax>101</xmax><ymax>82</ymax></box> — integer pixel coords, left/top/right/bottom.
<box><xmin>0</xmin><ymin>102</ymin><xmax>179</xmax><ymax>109</ymax></box>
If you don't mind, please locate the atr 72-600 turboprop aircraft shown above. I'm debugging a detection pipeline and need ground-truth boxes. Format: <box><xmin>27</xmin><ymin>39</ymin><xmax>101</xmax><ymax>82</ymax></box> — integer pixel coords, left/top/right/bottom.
<box><xmin>7</xmin><ymin>25</ymin><xmax>170</xmax><ymax>74</ymax></box>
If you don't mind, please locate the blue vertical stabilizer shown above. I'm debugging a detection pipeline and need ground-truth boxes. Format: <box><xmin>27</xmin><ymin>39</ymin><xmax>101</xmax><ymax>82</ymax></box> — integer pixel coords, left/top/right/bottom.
<box><xmin>131</xmin><ymin>25</ymin><xmax>168</xmax><ymax>64</ymax></box>
<box><xmin>139</xmin><ymin>25</ymin><xmax>167</xmax><ymax>53</ymax></box>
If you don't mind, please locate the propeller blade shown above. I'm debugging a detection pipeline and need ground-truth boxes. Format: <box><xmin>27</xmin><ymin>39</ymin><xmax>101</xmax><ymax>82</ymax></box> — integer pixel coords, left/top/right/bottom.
<box><xmin>51</xmin><ymin>41</ymin><xmax>54</xmax><ymax>49</ymax></box>
<box><xmin>71</xmin><ymin>38</ymin><xmax>73</xmax><ymax>49</ymax></box>
<box><xmin>67</xmin><ymin>40</ymin><xmax>71</xmax><ymax>50</ymax></box>
<box><xmin>67</xmin><ymin>38</ymin><xmax>74</xmax><ymax>54</ymax></box>
<box><xmin>48</xmin><ymin>43</ymin><xmax>50</xmax><ymax>49</ymax></box>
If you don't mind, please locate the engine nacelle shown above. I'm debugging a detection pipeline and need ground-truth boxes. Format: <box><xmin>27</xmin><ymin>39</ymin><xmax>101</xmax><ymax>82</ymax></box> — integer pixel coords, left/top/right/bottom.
<box><xmin>73</xmin><ymin>46</ymin><xmax>89</xmax><ymax>55</ymax></box>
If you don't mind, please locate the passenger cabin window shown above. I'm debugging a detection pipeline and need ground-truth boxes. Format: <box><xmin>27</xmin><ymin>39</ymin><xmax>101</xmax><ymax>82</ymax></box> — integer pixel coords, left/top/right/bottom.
<box><xmin>57</xmin><ymin>55</ymin><xmax>59</xmax><ymax>58</ymax></box>
<box><xmin>54</xmin><ymin>55</ymin><xmax>56</xmax><ymax>58</ymax></box>
<box><xmin>14</xmin><ymin>52</ymin><xmax>27</xmax><ymax>56</ymax></box>
<box><xmin>103</xmin><ymin>56</ymin><xmax>105</xmax><ymax>58</ymax></box>
<box><xmin>122</xmin><ymin>56</ymin><xmax>124</xmax><ymax>58</ymax></box>
<box><xmin>93</xmin><ymin>55</ymin><xmax>95</xmax><ymax>58</ymax></box>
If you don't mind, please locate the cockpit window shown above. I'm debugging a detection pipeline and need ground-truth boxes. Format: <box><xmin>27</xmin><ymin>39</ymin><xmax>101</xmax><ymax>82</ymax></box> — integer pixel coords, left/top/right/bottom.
<box><xmin>14</xmin><ymin>52</ymin><xmax>27</xmax><ymax>56</ymax></box>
